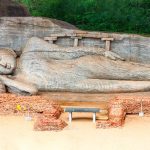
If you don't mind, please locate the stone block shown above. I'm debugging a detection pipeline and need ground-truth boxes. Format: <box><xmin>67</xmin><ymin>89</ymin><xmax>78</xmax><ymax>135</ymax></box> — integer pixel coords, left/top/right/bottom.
<box><xmin>34</xmin><ymin>116</ymin><xmax>67</xmax><ymax>131</ymax></box>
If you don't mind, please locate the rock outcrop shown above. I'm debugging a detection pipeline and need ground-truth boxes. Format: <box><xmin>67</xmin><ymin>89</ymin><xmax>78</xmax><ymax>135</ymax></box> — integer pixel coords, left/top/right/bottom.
<box><xmin>0</xmin><ymin>17</ymin><xmax>77</xmax><ymax>55</ymax></box>
<box><xmin>0</xmin><ymin>0</ymin><xmax>29</xmax><ymax>17</ymax></box>
<box><xmin>0</xmin><ymin>17</ymin><xmax>150</xmax><ymax>95</ymax></box>
<box><xmin>0</xmin><ymin>17</ymin><xmax>150</xmax><ymax>64</ymax></box>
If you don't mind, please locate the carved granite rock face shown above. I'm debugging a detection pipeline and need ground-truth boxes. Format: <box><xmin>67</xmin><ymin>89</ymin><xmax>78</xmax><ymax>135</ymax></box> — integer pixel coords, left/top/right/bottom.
<box><xmin>0</xmin><ymin>17</ymin><xmax>77</xmax><ymax>55</ymax></box>
<box><xmin>0</xmin><ymin>80</ymin><xmax>5</xmax><ymax>93</ymax></box>
<box><xmin>1</xmin><ymin>37</ymin><xmax>150</xmax><ymax>95</ymax></box>
<box><xmin>0</xmin><ymin>48</ymin><xmax>16</xmax><ymax>74</ymax></box>
<box><xmin>0</xmin><ymin>17</ymin><xmax>150</xmax><ymax>95</ymax></box>
<box><xmin>1</xmin><ymin>17</ymin><xmax>150</xmax><ymax>64</ymax></box>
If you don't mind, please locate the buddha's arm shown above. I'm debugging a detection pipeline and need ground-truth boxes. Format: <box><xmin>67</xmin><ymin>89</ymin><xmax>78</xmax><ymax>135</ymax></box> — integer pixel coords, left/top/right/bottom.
<box><xmin>22</xmin><ymin>37</ymin><xmax>124</xmax><ymax>61</ymax></box>
<box><xmin>0</xmin><ymin>75</ymin><xmax>38</xmax><ymax>95</ymax></box>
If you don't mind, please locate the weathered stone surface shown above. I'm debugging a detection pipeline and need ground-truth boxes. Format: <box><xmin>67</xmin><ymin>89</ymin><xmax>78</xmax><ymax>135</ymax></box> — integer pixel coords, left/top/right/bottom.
<box><xmin>0</xmin><ymin>81</ymin><xmax>5</xmax><ymax>93</ymax></box>
<box><xmin>0</xmin><ymin>17</ymin><xmax>77</xmax><ymax>55</ymax></box>
<box><xmin>0</xmin><ymin>48</ymin><xmax>16</xmax><ymax>74</ymax></box>
<box><xmin>1</xmin><ymin>17</ymin><xmax>150</xmax><ymax>95</ymax></box>
<box><xmin>1</xmin><ymin>37</ymin><xmax>150</xmax><ymax>94</ymax></box>
<box><xmin>1</xmin><ymin>17</ymin><xmax>150</xmax><ymax>64</ymax></box>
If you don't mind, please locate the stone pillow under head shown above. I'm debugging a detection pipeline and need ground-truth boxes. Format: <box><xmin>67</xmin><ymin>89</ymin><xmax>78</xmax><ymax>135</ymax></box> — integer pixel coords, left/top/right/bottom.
<box><xmin>0</xmin><ymin>81</ymin><xmax>6</xmax><ymax>93</ymax></box>
<box><xmin>0</xmin><ymin>48</ymin><xmax>17</xmax><ymax>75</ymax></box>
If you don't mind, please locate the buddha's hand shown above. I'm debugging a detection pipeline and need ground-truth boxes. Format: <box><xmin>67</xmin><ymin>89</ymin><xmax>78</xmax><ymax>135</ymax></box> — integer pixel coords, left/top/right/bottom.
<box><xmin>104</xmin><ymin>51</ymin><xmax>125</xmax><ymax>61</ymax></box>
<box><xmin>0</xmin><ymin>48</ymin><xmax>17</xmax><ymax>74</ymax></box>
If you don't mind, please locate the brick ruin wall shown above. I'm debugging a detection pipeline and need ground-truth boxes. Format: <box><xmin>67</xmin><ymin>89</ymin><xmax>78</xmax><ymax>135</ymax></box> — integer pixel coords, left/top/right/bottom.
<box><xmin>1</xmin><ymin>94</ymin><xmax>150</xmax><ymax>129</ymax></box>
<box><xmin>0</xmin><ymin>94</ymin><xmax>67</xmax><ymax>131</ymax></box>
<box><xmin>97</xmin><ymin>96</ymin><xmax>150</xmax><ymax>128</ymax></box>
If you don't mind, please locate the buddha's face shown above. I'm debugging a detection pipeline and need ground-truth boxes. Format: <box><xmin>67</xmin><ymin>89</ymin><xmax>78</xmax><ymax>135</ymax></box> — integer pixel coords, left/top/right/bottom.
<box><xmin>0</xmin><ymin>48</ymin><xmax>17</xmax><ymax>74</ymax></box>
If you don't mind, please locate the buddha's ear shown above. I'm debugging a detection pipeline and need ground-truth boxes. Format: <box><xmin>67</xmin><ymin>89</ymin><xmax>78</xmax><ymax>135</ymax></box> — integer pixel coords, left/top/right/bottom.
<box><xmin>6</xmin><ymin>48</ymin><xmax>17</xmax><ymax>58</ymax></box>
<box><xmin>0</xmin><ymin>48</ymin><xmax>17</xmax><ymax>58</ymax></box>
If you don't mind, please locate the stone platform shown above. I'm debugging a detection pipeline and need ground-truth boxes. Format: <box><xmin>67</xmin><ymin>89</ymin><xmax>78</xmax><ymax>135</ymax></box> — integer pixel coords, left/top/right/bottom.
<box><xmin>1</xmin><ymin>92</ymin><xmax>150</xmax><ymax>129</ymax></box>
<box><xmin>40</xmin><ymin>91</ymin><xmax>150</xmax><ymax>102</ymax></box>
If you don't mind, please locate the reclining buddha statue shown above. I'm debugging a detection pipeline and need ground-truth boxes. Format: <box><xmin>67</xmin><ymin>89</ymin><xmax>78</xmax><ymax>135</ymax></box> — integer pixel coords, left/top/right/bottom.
<box><xmin>0</xmin><ymin>37</ymin><xmax>150</xmax><ymax>95</ymax></box>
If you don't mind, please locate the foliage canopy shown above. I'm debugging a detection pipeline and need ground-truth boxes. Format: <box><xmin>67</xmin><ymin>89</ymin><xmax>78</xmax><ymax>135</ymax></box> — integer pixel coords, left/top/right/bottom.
<box><xmin>16</xmin><ymin>0</ymin><xmax>150</xmax><ymax>34</ymax></box>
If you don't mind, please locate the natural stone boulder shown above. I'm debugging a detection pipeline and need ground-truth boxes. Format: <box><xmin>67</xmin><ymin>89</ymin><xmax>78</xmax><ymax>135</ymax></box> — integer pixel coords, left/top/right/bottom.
<box><xmin>0</xmin><ymin>0</ymin><xmax>29</xmax><ymax>17</ymax></box>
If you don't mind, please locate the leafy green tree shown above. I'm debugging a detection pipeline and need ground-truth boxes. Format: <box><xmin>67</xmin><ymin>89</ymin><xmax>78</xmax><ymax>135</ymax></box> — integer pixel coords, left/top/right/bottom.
<box><xmin>16</xmin><ymin>0</ymin><xmax>150</xmax><ymax>34</ymax></box>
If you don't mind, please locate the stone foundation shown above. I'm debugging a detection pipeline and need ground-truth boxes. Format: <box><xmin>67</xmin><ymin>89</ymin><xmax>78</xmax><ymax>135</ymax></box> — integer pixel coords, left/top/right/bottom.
<box><xmin>33</xmin><ymin>104</ymin><xmax>67</xmax><ymax>131</ymax></box>
<box><xmin>1</xmin><ymin>93</ymin><xmax>150</xmax><ymax>129</ymax></box>
<box><xmin>0</xmin><ymin>93</ymin><xmax>67</xmax><ymax>131</ymax></box>
<box><xmin>0</xmin><ymin>93</ymin><xmax>62</xmax><ymax>115</ymax></box>
<box><xmin>34</xmin><ymin>116</ymin><xmax>67</xmax><ymax>131</ymax></box>
<box><xmin>116</xmin><ymin>96</ymin><xmax>150</xmax><ymax>114</ymax></box>
<box><xmin>97</xmin><ymin>96</ymin><xmax>150</xmax><ymax>129</ymax></box>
